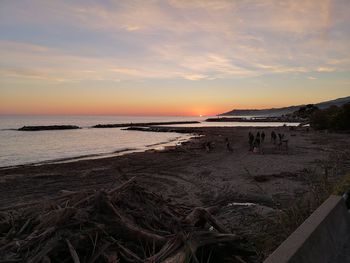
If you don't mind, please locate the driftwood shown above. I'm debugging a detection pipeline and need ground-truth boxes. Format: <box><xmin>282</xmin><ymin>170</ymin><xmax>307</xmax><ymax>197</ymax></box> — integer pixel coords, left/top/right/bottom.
<box><xmin>66</xmin><ymin>239</ymin><xmax>81</xmax><ymax>263</ymax></box>
<box><xmin>0</xmin><ymin>178</ymin><xmax>253</xmax><ymax>262</ymax></box>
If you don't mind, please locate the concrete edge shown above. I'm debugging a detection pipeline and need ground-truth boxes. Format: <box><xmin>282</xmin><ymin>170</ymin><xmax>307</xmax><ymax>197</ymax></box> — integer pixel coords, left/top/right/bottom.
<box><xmin>264</xmin><ymin>195</ymin><xmax>350</xmax><ymax>263</ymax></box>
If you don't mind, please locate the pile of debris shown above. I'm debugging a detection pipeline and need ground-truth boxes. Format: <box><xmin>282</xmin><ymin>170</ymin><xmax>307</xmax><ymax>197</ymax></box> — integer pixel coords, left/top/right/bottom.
<box><xmin>0</xmin><ymin>177</ymin><xmax>254</xmax><ymax>262</ymax></box>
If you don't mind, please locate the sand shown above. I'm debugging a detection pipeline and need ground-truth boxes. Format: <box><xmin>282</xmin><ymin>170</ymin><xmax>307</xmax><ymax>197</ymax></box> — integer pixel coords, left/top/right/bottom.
<box><xmin>1</xmin><ymin>126</ymin><xmax>350</xmax><ymax>259</ymax></box>
<box><xmin>1</xmin><ymin>126</ymin><xmax>348</xmax><ymax>207</ymax></box>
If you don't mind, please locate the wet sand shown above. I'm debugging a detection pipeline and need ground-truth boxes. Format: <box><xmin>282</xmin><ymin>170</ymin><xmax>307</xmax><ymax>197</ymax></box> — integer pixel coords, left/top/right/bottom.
<box><xmin>1</xmin><ymin>126</ymin><xmax>350</xmax><ymax>258</ymax></box>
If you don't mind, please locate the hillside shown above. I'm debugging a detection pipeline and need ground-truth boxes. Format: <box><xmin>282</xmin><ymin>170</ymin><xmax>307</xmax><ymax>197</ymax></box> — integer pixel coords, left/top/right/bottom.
<box><xmin>220</xmin><ymin>96</ymin><xmax>350</xmax><ymax>117</ymax></box>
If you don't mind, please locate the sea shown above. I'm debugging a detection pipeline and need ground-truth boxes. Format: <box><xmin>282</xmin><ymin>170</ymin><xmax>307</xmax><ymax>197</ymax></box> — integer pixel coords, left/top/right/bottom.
<box><xmin>0</xmin><ymin>115</ymin><xmax>299</xmax><ymax>168</ymax></box>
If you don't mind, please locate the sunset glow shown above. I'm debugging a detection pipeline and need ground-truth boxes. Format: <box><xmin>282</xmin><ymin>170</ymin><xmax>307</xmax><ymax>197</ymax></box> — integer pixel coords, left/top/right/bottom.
<box><xmin>1</xmin><ymin>0</ymin><xmax>349</xmax><ymax>116</ymax></box>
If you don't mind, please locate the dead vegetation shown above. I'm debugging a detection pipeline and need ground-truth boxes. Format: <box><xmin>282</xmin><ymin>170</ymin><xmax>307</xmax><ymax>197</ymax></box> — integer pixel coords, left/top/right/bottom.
<box><xmin>0</xmin><ymin>177</ymin><xmax>255</xmax><ymax>263</ymax></box>
<box><xmin>244</xmin><ymin>149</ymin><xmax>350</xmax><ymax>261</ymax></box>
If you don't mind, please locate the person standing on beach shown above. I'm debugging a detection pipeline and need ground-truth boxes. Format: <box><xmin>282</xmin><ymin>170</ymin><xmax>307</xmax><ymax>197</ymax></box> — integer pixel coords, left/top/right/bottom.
<box><xmin>260</xmin><ymin>131</ymin><xmax>265</xmax><ymax>153</ymax></box>
<box><xmin>205</xmin><ymin>142</ymin><xmax>212</xmax><ymax>153</ymax></box>
<box><xmin>277</xmin><ymin>133</ymin><xmax>285</xmax><ymax>149</ymax></box>
<box><xmin>261</xmin><ymin>131</ymin><xmax>265</xmax><ymax>143</ymax></box>
<box><xmin>278</xmin><ymin>133</ymin><xmax>285</xmax><ymax>143</ymax></box>
<box><xmin>271</xmin><ymin>131</ymin><xmax>277</xmax><ymax>144</ymax></box>
<box><xmin>254</xmin><ymin>132</ymin><xmax>261</xmax><ymax>152</ymax></box>
<box><xmin>254</xmin><ymin>135</ymin><xmax>260</xmax><ymax>153</ymax></box>
<box><xmin>225</xmin><ymin>137</ymin><xmax>233</xmax><ymax>152</ymax></box>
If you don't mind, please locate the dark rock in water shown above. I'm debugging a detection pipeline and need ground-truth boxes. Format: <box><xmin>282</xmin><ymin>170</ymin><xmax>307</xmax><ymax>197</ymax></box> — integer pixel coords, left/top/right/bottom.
<box><xmin>92</xmin><ymin>121</ymin><xmax>200</xmax><ymax>128</ymax></box>
<box><xmin>18</xmin><ymin>125</ymin><xmax>80</xmax><ymax>131</ymax></box>
<box><xmin>124</xmin><ymin>126</ymin><xmax>197</xmax><ymax>134</ymax></box>
<box><xmin>124</xmin><ymin>126</ymin><xmax>153</xmax><ymax>132</ymax></box>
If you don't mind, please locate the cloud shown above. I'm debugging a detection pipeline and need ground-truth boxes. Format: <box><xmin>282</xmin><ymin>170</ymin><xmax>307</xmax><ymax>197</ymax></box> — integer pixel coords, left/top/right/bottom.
<box><xmin>184</xmin><ymin>74</ymin><xmax>208</xmax><ymax>81</ymax></box>
<box><xmin>0</xmin><ymin>0</ymin><xmax>349</xmax><ymax>83</ymax></box>
<box><xmin>0</xmin><ymin>68</ymin><xmax>69</xmax><ymax>82</ymax></box>
<box><xmin>317</xmin><ymin>67</ymin><xmax>335</xmax><ymax>72</ymax></box>
<box><xmin>123</xmin><ymin>25</ymin><xmax>141</xmax><ymax>31</ymax></box>
<box><xmin>0</xmin><ymin>41</ymin><xmax>124</xmax><ymax>83</ymax></box>
<box><xmin>109</xmin><ymin>67</ymin><xmax>184</xmax><ymax>79</ymax></box>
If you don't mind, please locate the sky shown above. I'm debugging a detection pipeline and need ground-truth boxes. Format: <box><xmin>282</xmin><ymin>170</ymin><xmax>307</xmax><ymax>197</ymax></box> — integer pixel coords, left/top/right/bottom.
<box><xmin>0</xmin><ymin>0</ymin><xmax>350</xmax><ymax>116</ymax></box>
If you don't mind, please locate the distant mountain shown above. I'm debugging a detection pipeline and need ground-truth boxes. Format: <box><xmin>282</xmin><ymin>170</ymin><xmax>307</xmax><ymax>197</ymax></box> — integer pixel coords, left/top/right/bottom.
<box><xmin>220</xmin><ymin>96</ymin><xmax>350</xmax><ymax>117</ymax></box>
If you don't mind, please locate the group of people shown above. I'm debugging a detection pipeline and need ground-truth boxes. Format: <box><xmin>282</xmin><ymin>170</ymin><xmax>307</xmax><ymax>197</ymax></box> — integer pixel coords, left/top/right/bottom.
<box><xmin>249</xmin><ymin>130</ymin><xmax>287</xmax><ymax>153</ymax></box>
<box><xmin>248</xmin><ymin>131</ymin><xmax>265</xmax><ymax>152</ymax></box>
<box><xmin>204</xmin><ymin>137</ymin><xmax>233</xmax><ymax>153</ymax></box>
<box><xmin>270</xmin><ymin>131</ymin><xmax>286</xmax><ymax>145</ymax></box>
<box><xmin>203</xmin><ymin>129</ymin><xmax>288</xmax><ymax>154</ymax></box>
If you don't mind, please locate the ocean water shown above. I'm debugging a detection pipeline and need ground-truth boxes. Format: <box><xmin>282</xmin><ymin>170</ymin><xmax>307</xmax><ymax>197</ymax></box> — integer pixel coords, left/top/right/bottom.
<box><xmin>0</xmin><ymin>115</ymin><xmax>200</xmax><ymax>168</ymax></box>
<box><xmin>0</xmin><ymin>115</ymin><xmax>299</xmax><ymax>168</ymax></box>
<box><xmin>163</xmin><ymin>121</ymin><xmax>300</xmax><ymax>127</ymax></box>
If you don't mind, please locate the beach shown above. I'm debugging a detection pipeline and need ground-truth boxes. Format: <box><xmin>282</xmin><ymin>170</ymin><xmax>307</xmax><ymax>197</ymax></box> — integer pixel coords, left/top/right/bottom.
<box><xmin>1</xmin><ymin>126</ymin><xmax>350</xmax><ymax>260</ymax></box>
<box><xmin>2</xmin><ymin>1</ymin><xmax>350</xmax><ymax>261</ymax></box>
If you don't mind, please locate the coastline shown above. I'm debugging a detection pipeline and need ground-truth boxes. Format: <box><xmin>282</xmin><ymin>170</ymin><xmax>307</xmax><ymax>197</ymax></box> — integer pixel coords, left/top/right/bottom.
<box><xmin>0</xmin><ymin>132</ymin><xmax>196</xmax><ymax>170</ymax></box>
<box><xmin>2</xmin><ymin>125</ymin><xmax>349</xmax><ymax>208</ymax></box>
<box><xmin>1</xmin><ymin>126</ymin><xmax>350</xmax><ymax>261</ymax></box>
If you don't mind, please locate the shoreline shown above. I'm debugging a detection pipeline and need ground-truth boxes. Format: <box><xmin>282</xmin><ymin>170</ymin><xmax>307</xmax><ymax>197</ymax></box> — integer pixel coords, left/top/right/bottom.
<box><xmin>1</xmin><ymin>126</ymin><xmax>350</xmax><ymax>261</ymax></box>
<box><xmin>0</xmin><ymin>123</ymin><xmax>299</xmax><ymax>169</ymax></box>
<box><xmin>0</xmin><ymin>131</ymin><xmax>197</xmax><ymax>170</ymax></box>
<box><xmin>1</xmin><ymin>125</ymin><xmax>348</xmax><ymax>207</ymax></box>
<box><xmin>14</xmin><ymin>121</ymin><xmax>201</xmax><ymax>131</ymax></box>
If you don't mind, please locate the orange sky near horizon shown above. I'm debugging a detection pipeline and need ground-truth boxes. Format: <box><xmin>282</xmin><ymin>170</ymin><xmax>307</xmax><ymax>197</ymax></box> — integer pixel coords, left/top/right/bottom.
<box><xmin>0</xmin><ymin>95</ymin><xmax>229</xmax><ymax>116</ymax></box>
<box><xmin>1</xmin><ymin>92</ymin><xmax>345</xmax><ymax>117</ymax></box>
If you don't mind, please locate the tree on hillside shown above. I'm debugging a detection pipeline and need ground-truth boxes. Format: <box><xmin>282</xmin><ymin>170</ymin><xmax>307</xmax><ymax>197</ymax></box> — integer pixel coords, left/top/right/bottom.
<box><xmin>310</xmin><ymin>103</ymin><xmax>350</xmax><ymax>130</ymax></box>
<box><xmin>292</xmin><ymin>104</ymin><xmax>319</xmax><ymax>119</ymax></box>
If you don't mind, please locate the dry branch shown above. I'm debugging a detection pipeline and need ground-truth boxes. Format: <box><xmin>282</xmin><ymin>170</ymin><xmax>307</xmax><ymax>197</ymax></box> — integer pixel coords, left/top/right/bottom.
<box><xmin>0</xmin><ymin>179</ymin><xmax>253</xmax><ymax>262</ymax></box>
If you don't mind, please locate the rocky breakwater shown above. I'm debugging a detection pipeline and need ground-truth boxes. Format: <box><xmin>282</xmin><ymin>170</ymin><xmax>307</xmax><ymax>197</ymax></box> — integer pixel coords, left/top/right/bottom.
<box><xmin>92</xmin><ymin>121</ymin><xmax>200</xmax><ymax>128</ymax></box>
<box><xmin>18</xmin><ymin>125</ymin><xmax>81</xmax><ymax>131</ymax></box>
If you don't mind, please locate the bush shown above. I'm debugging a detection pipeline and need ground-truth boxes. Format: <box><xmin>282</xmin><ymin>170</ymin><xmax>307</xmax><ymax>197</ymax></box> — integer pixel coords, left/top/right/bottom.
<box><xmin>310</xmin><ymin>103</ymin><xmax>350</xmax><ymax>130</ymax></box>
<box><xmin>333</xmin><ymin>173</ymin><xmax>350</xmax><ymax>195</ymax></box>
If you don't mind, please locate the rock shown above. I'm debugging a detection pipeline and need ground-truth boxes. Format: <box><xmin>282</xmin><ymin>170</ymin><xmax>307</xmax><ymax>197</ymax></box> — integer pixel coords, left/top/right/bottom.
<box><xmin>18</xmin><ymin>125</ymin><xmax>80</xmax><ymax>131</ymax></box>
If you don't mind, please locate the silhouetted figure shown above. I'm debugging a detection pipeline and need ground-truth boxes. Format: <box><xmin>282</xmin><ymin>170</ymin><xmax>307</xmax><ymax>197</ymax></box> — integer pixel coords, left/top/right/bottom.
<box><xmin>261</xmin><ymin>131</ymin><xmax>265</xmax><ymax>143</ymax></box>
<box><xmin>205</xmin><ymin>142</ymin><xmax>212</xmax><ymax>153</ymax></box>
<box><xmin>254</xmin><ymin>136</ymin><xmax>261</xmax><ymax>153</ymax></box>
<box><xmin>277</xmin><ymin>133</ymin><xmax>285</xmax><ymax>149</ymax></box>
<box><xmin>271</xmin><ymin>131</ymin><xmax>277</xmax><ymax>144</ymax></box>
<box><xmin>225</xmin><ymin>137</ymin><xmax>233</xmax><ymax>152</ymax></box>
<box><xmin>278</xmin><ymin>133</ymin><xmax>282</xmax><ymax>143</ymax></box>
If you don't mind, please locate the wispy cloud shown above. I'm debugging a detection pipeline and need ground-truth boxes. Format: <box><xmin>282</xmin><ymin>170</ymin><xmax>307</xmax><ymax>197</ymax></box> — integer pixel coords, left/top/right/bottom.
<box><xmin>1</xmin><ymin>0</ymin><xmax>350</xmax><ymax>82</ymax></box>
<box><xmin>184</xmin><ymin>74</ymin><xmax>209</xmax><ymax>81</ymax></box>
<box><xmin>317</xmin><ymin>67</ymin><xmax>335</xmax><ymax>73</ymax></box>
